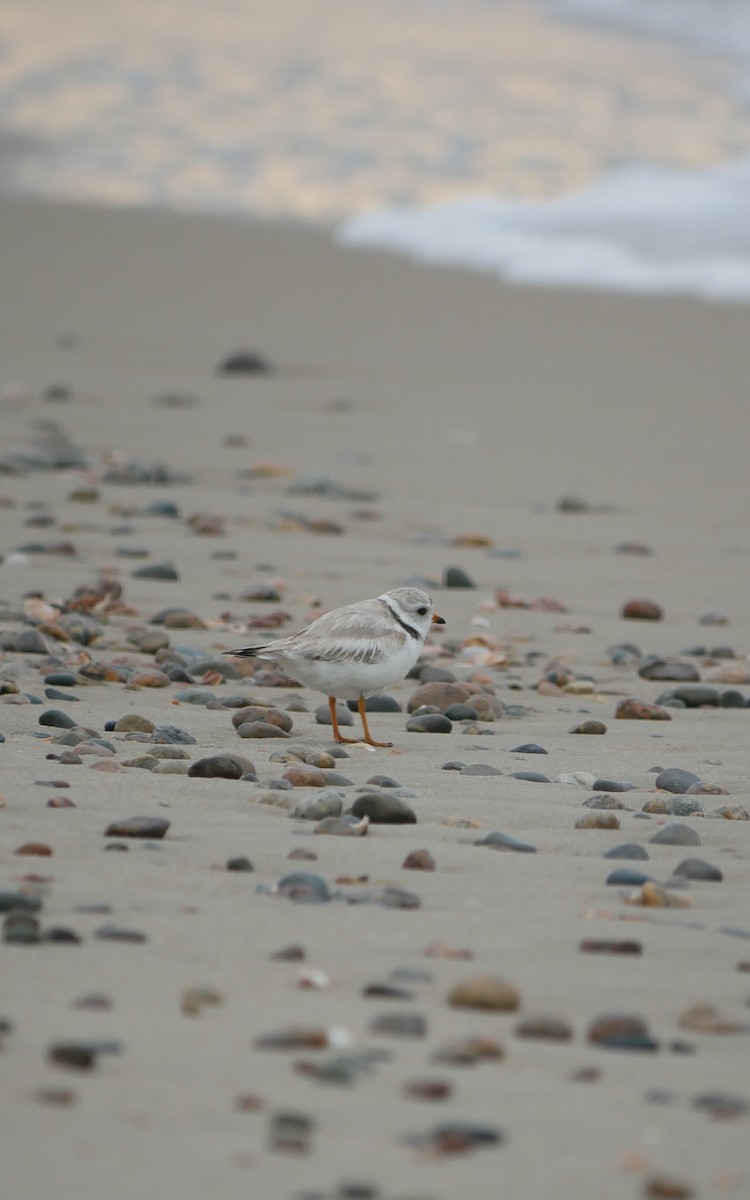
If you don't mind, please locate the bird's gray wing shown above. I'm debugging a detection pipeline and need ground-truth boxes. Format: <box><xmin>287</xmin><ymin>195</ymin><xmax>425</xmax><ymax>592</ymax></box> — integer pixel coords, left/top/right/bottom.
<box><xmin>267</xmin><ymin>598</ymin><xmax>401</xmax><ymax>664</ymax></box>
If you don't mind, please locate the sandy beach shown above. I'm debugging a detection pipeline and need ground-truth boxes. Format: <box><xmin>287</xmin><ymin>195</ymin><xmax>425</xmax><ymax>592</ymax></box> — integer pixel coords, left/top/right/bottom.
<box><xmin>1</xmin><ymin>196</ymin><xmax>749</xmax><ymax>1200</ymax></box>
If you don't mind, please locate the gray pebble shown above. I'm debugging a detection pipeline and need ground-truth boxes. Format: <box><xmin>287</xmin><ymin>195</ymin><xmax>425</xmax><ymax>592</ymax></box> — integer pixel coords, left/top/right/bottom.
<box><xmin>460</xmin><ymin>763</ymin><xmax>502</xmax><ymax>776</ymax></box>
<box><xmin>406</xmin><ymin>714</ymin><xmax>452</xmax><ymax>734</ymax></box>
<box><xmin>347</xmin><ymin>695</ymin><xmax>402</xmax><ymax>713</ymax></box>
<box><xmin>474</xmin><ymin>831</ymin><xmax>537</xmax><ymax>854</ymax></box>
<box><xmin>291</xmin><ymin>794</ymin><xmax>344</xmax><ymax>821</ymax></box>
<box><xmin>104</xmin><ymin>817</ymin><xmax>170</xmax><ymax>839</ymax></box>
<box><xmin>583</xmin><ymin>794</ymin><xmax>627</xmax><ymax>810</ymax></box>
<box><xmin>445</xmin><ymin>703</ymin><xmax>479</xmax><ymax>721</ymax></box>
<box><xmin>604</xmin><ymin>844</ymin><xmax>650</xmax><ymax>860</ymax></box>
<box><xmin>511</xmin><ymin>771</ymin><xmax>550</xmax><ymax>783</ymax></box>
<box><xmin>511</xmin><ymin>743</ymin><xmax>548</xmax><ymax>754</ymax></box>
<box><xmin>591</xmin><ymin>779</ymin><xmax>637</xmax><ymax>792</ymax></box>
<box><xmin>655</xmin><ymin>767</ymin><xmax>702</xmax><ymax>794</ymax></box>
<box><xmin>649</xmin><ymin>822</ymin><xmax>701</xmax><ymax>846</ymax></box>
<box><xmin>39</xmin><ymin>709</ymin><xmax>77</xmax><ymax>729</ymax></box>
<box><xmin>666</xmin><ymin>795</ymin><xmax>706</xmax><ymax>817</ymax></box>
<box><xmin>315</xmin><ymin>702</ymin><xmax>353</xmax><ymax>727</ymax></box>
<box><xmin>369</xmin><ymin>1012</ymin><xmax>427</xmax><ymax>1038</ymax></box>
<box><xmin>671</xmin><ymin>858</ymin><xmax>723</xmax><ymax>882</ymax></box>
<box><xmin>187</xmin><ymin>755</ymin><xmax>246</xmax><ymax>780</ymax></box>
<box><xmin>131</xmin><ymin>562</ymin><xmax>180</xmax><ymax>581</ymax></box>
<box><xmin>605</xmin><ymin>868</ymin><xmax>654</xmax><ymax>886</ymax></box>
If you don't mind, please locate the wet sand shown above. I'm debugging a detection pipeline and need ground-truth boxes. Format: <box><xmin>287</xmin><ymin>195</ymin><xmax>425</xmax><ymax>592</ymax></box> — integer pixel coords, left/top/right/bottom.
<box><xmin>1</xmin><ymin>196</ymin><xmax>749</xmax><ymax>1200</ymax></box>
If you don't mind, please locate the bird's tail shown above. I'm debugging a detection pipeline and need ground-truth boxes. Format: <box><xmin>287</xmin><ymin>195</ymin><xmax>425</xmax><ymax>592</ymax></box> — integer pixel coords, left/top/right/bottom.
<box><xmin>226</xmin><ymin>645</ymin><xmax>262</xmax><ymax>658</ymax></box>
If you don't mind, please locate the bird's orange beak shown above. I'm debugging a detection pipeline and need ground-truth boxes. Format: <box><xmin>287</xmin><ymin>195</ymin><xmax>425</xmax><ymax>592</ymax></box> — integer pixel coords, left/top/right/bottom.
<box><xmin>432</xmin><ymin>613</ymin><xmax>445</xmax><ymax>625</ymax></box>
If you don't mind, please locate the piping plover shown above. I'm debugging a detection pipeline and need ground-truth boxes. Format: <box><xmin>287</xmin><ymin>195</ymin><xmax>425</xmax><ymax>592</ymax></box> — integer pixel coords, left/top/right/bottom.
<box><xmin>228</xmin><ymin>586</ymin><xmax>445</xmax><ymax>746</ymax></box>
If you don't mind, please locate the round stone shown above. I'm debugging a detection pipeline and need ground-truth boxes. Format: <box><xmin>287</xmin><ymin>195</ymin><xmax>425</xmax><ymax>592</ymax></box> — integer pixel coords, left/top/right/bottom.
<box><xmin>104</xmin><ymin>817</ymin><xmax>170</xmax><ymax>839</ymax></box>
<box><xmin>511</xmin><ymin>743</ymin><xmax>548</xmax><ymax>754</ymax></box>
<box><xmin>671</xmin><ymin>858</ymin><xmax>723</xmax><ymax>882</ymax></box>
<box><xmin>291</xmin><ymin>794</ymin><xmax>344</xmax><ymax>821</ymax></box>
<box><xmin>575</xmin><ymin>813</ymin><xmax>620</xmax><ymax>830</ymax></box>
<box><xmin>131</xmin><ymin>562</ymin><xmax>180</xmax><ymax>581</ymax></box>
<box><xmin>570</xmin><ymin>720</ymin><xmax>607</xmax><ymax>734</ymax></box>
<box><xmin>114</xmin><ymin>714</ymin><xmax>156</xmax><ymax>733</ymax></box>
<box><xmin>187</xmin><ymin>756</ymin><xmax>247</xmax><ymax>780</ymax></box>
<box><xmin>515</xmin><ymin>1016</ymin><xmax>573</xmax><ymax>1041</ymax></box>
<box><xmin>236</xmin><ymin>721</ymin><xmax>291</xmax><ymax>739</ymax></box>
<box><xmin>615</xmin><ymin>698</ymin><xmax>671</xmax><ymax>720</ymax></box>
<box><xmin>474</xmin><ymin>831</ymin><xmax>537</xmax><ymax>854</ymax></box>
<box><xmin>448</xmin><ymin>976</ymin><xmax>520</xmax><ymax>1012</ymax></box>
<box><xmin>511</xmin><ymin>771</ymin><xmax>550</xmax><ymax>783</ymax></box>
<box><xmin>347</xmin><ymin>695</ymin><xmax>402</xmax><ymax>713</ymax></box>
<box><xmin>39</xmin><ymin>709</ymin><xmax>77</xmax><ymax>729</ymax></box>
<box><xmin>443</xmin><ymin>566</ymin><xmax>475</xmax><ymax>588</ymax></box>
<box><xmin>604</xmin><ymin>843</ymin><xmax>649</xmax><ymax>860</ymax></box>
<box><xmin>350</xmin><ymin>793</ymin><xmax>417</xmax><ymax>824</ymax></box>
<box><xmin>638</xmin><ymin>657</ymin><xmax>700</xmax><ymax>682</ymax></box>
<box><xmin>402</xmin><ymin>849</ymin><xmax>436</xmax><ymax>870</ymax></box>
<box><xmin>655</xmin><ymin>768</ymin><xmax>701</xmax><ymax>794</ymax></box>
<box><xmin>406</xmin><ymin>714</ymin><xmax>453</xmax><ymax>734</ymax></box>
<box><xmin>649</xmin><ymin>823</ymin><xmax>701</xmax><ymax>847</ymax></box>
<box><xmin>621</xmin><ymin>599</ymin><xmax>663</xmax><ymax>621</ymax></box>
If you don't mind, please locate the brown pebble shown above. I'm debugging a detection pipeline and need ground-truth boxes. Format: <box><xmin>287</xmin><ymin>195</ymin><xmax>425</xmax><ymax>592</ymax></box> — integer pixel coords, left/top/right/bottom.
<box><xmin>287</xmin><ymin>848</ymin><xmax>318</xmax><ymax>861</ymax></box>
<box><xmin>432</xmin><ymin>1035</ymin><xmax>504</xmax><ymax>1065</ymax></box>
<box><xmin>569</xmin><ymin>1067</ymin><xmax>601</xmax><ymax>1083</ymax></box>
<box><xmin>271</xmin><ymin>944</ymin><xmax>306</xmax><ymax>962</ymax></box>
<box><xmin>580</xmin><ymin>939</ymin><xmax>642</xmax><ymax>956</ymax></box>
<box><xmin>569</xmin><ymin>720</ymin><xmax>607</xmax><ymax>734</ymax></box>
<box><xmin>626</xmin><ymin>882</ymin><xmax>691</xmax><ymax>909</ymax></box>
<box><xmin>114</xmin><ymin>714</ymin><xmax>156</xmax><ymax>733</ymax></box>
<box><xmin>235</xmin><ymin>1093</ymin><xmax>265</xmax><ymax>1112</ymax></box>
<box><xmin>403</xmin><ymin>1078</ymin><xmax>453</xmax><ymax>1101</ymax></box>
<box><xmin>448</xmin><ymin>975</ymin><xmax>520</xmax><ymax>1012</ymax></box>
<box><xmin>47</xmin><ymin>796</ymin><xmax>76</xmax><ymax>808</ymax></box>
<box><xmin>402</xmin><ymin>849</ymin><xmax>435</xmax><ymax>871</ymax></box>
<box><xmin>621</xmin><ymin>598</ymin><xmax>663</xmax><ymax>621</ymax></box>
<box><xmin>283</xmin><ymin>766</ymin><xmax>328</xmax><ymax>787</ymax></box>
<box><xmin>424</xmin><ymin>941</ymin><xmax>474</xmax><ymax>960</ymax></box>
<box><xmin>14</xmin><ymin>842</ymin><xmax>53</xmax><ymax>856</ymax></box>
<box><xmin>678</xmin><ymin>1004</ymin><xmax>747</xmax><ymax>1035</ymax></box>
<box><xmin>515</xmin><ymin>1016</ymin><xmax>573</xmax><ymax>1041</ymax></box>
<box><xmin>181</xmin><ymin>986</ymin><xmax>223</xmax><ymax>1017</ymax></box>
<box><xmin>575</xmin><ymin>813</ymin><xmax>620</xmax><ymax>830</ymax></box>
<box><xmin>643</xmin><ymin>1175</ymin><xmax>694</xmax><ymax>1199</ymax></box>
<box><xmin>587</xmin><ymin>1014</ymin><xmax>650</xmax><ymax>1045</ymax></box>
<box><xmin>36</xmin><ymin>1088</ymin><xmax>77</xmax><ymax>1106</ymax></box>
<box><xmin>232</xmin><ymin>706</ymin><xmax>293</xmax><ymax>733</ymax></box>
<box><xmin>128</xmin><ymin>670</ymin><xmax>172</xmax><ymax>688</ymax></box>
<box><xmin>616</xmin><ymin>698</ymin><xmax>672</xmax><ymax>720</ymax></box>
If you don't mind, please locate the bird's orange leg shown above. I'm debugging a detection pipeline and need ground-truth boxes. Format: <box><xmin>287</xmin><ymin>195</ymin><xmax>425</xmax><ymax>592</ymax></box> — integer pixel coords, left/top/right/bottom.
<box><xmin>358</xmin><ymin>696</ymin><xmax>392</xmax><ymax>748</ymax></box>
<box><xmin>328</xmin><ymin>695</ymin><xmax>360</xmax><ymax>744</ymax></box>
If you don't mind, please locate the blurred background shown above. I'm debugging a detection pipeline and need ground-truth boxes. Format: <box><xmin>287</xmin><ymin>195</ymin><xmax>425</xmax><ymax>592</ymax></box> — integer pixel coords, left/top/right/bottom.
<box><xmin>2</xmin><ymin>0</ymin><xmax>750</xmax><ymax>299</ymax></box>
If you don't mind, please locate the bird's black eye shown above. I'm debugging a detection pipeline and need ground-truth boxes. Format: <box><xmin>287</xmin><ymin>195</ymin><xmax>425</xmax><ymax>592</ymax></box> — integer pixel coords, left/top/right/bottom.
<box><xmin>416</xmin><ymin>606</ymin><xmax>428</xmax><ymax>616</ymax></box>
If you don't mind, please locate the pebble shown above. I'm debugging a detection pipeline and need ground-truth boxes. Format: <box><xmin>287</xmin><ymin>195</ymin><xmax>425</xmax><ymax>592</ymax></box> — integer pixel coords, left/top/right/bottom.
<box><xmin>575</xmin><ymin>813</ymin><xmax>620</xmax><ymax>830</ymax></box>
<box><xmin>347</xmin><ymin>694</ymin><xmax>401</xmax><ymax>713</ymax></box>
<box><xmin>579</xmin><ymin>939</ymin><xmax>642</xmax><ymax>955</ymax></box>
<box><xmin>686</xmin><ymin>780</ymin><xmax>729</xmax><ymax>795</ymax></box>
<box><xmin>349</xmin><ymin>794</ymin><xmax>417</xmax><ymax>824</ymax></box>
<box><xmin>445</xmin><ymin>703</ymin><xmax>479</xmax><ymax>721</ymax></box>
<box><xmin>664</xmin><ymin>684</ymin><xmax>721</xmax><ymax>707</ymax></box>
<box><xmin>48</xmin><ymin>1042</ymin><xmax>98</xmax><ymax>1070</ymax></box>
<box><xmin>365</xmin><ymin>774</ymin><xmax>401</xmax><ymax>788</ymax></box>
<box><xmin>643</xmin><ymin>1174</ymin><xmax>694</xmax><ymax>1199</ymax></box>
<box><xmin>569</xmin><ymin>720</ymin><xmax>606</xmax><ymax>734</ymax></box>
<box><xmin>232</xmin><ymin>706</ymin><xmax>293</xmax><ymax>732</ymax></box>
<box><xmin>344</xmin><ymin>885</ymin><xmax>419</xmax><ymax>908</ymax></box>
<box><xmin>410</xmin><ymin>1121</ymin><xmax>504</xmax><ymax>1155</ymax></box>
<box><xmin>403</xmin><ymin>1078</ymin><xmax>452</xmax><ymax>1102</ymax></box>
<box><xmin>0</xmin><ymin>891</ymin><xmax>42</xmax><ymax>913</ymax></box>
<box><xmin>276</xmin><ymin>873</ymin><xmax>331</xmax><ymax>903</ymax></box>
<box><xmin>104</xmin><ymin>817</ymin><xmax>170</xmax><ymax>839</ymax></box>
<box><xmin>131</xmin><ymin>562</ymin><xmax>180</xmax><ymax>581</ymax></box>
<box><xmin>666</xmin><ymin>795</ymin><xmax>706</xmax><ymax>817</ymax></box>
<box><xmin>14</xmin><ymin>841</ymin><xmax>53</xmax><ymax>856</ymax></box>
<box><xmin>511</xmin><ymin>743</ymin><xmax>547</xmax><ymax>754</ymax></box>
<box><xmin>615</xmin><ymin>698</ymin><xmax>671</xmax><ymax>720</ymax></box>
<box><xmin>402</xmin><ymin>849</ymin><xmax>435</xmax><ymax>870</ymax></box>
<box><xmin>587</xmin><ymin>1013</ymin><xmax>658</xmax><ymax>1051</ymax></box>
<box><xmin>187</xmin><ymin>755</ymin><xmax>249</xmax><ymax>780</ymax></box>
<box><xmin>649</xmin><ymin>823</ymin><xmax>701</xmax><ymax>846</ymax></box>
<box><xmin>150</xmin><ymin>725</ymin><xmax>197</xmax><ymax>744</ymax></box>
<box><xmin>474</xmin><ymin>831</ymin><xmax>537</xmax><ymax>853</ymax></box>
<box><xmin>431</xmin><ymin>1036</ymin><xmax>504</xmax><ymax>1065</ymax></box>
<box><xmin>605</xmin><ymin>868</ymin><xmax>653</xmax><ymax>886</ymax></box>
<box><xmin>369</xmin><ymin>1012</ymin><xmax>427</xmax><ymax>1038</ymax></box>
<box><xmin>584</xmin><ymin>794</ymin><xmax>627</xmax><ymax>810</ymax></box>
<box><xmin>459</xmin><ymin>762</ymin><xmax>502</xmax><ymax>776</ymax></box>
<box><xmin>3</xmin><ymin>912</ymin><xmax>41</xmax><ymax>943</ymax></box>
<box><xmin>555</xmin><ymin>771</ymin><xmax>596</xmax><ymax>786</ymax></box>
<box><xmin>511</xmin><ymin>771</ymin><xmax>550</xmax><ymax>783</ymax></box>
<box><xmin>621</xmin><ymin>598</ymin><xmax>663</xmax><ymax>621</ymax></box>
<box><xmin>604</xmin><ymin>843</ymin><xmax>649</xmax><ymax>860</ymax></box>
<box><xmin>314</xmin><ymin>701</ymin><xmax>353</xmax><ymax>727</ymax></box>
<box><xmin>448</xmin><ymin>976</ymin><xmax>520</xmax><ymax>1012</ymax></box>
<box><xmin>443</xmin><ymin>565</ymin><xmax>475</xmax><ymax>587</ymax></box>
<box><xmin>515</xmin><ymin>1016</ymin><xmax>573</xmax><ymax>1041</ymax></box>
<box><xmin>692</xmin><ymin>1091</ymin><xmax>748</xmax><ymax>1119</ymax></box>
<box><xmin>655</xmin><ymin>767</ymin><xmax>701</xmax><ymax>794</ymax></box>
<box><xmin>678</xmin><ymin>1004</ymin><xmax>747</xmax><ymax>1035</ymax></box>
<box><xmin>591</xmin><ymin>778</ymin><xmax>637</xmax><ymax>792</ymax></box>
<box><xmin>283</xmin><ymin>767</ymin><xmax>328</xmax><ymax>787</ymax></box>
<box><xmin>226</xmin><ymin>856</ymin><xmax>254</xmax><ymax>872</ymax></box>
<box><xmin>237</xmin><ymin>720</ymin><xmax>291</xmax><ymax>738</ymax></box>
<box><xmin>671</xmin><ymin>858</ymin><xmax>723</xmax><ymax>882</ymax></box>
<box><xmin>292</xmin><ymin>794</ymin><xmax>344</xmax><ymax>821</ymax></box>
<box><xmin>626</xmin><ymin>882</ymin><xmax>692</xmax><ymax>909</ymax></box>
<box><xmin>38</xmin><ymin>709</ymin><xmax>77</xmax><ymax>729</ymax></box>
<box><xmin>45</xmin><ymin>687</ymin><xmax>80</xmax><ymax>702</ymax></box>
<box><xmin>638</xmin><ymin>657</ymin><xmax>700</xmax><ymax>682</ymax></box>
<box><xmin>151</xmin><ymin>760</ymin><xmax>190</xmax><ymax>776</ymax></box>
<box><xmin>406</xmin><ymin>713</ymin><xmax>453</xmax><ymax>734</ymax></box>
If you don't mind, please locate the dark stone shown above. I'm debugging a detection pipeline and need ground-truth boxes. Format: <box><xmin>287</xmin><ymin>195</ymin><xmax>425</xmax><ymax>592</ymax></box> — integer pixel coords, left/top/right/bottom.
<box><xmin>56</xmin><ymin>613</ymin><xmax>104</xmax><ymax>645</ymax></box>
<box><xmin>131</xmin><ymin>562</ymin><xmax>180</xmax><ymax>581</ymax></box>
<box><xmin>48</xmin><ymin>1042</ymin><xmax>98</xmax><ymax>1070</ymax></box>
<box><xmin>93</xmin><ymin>924</ymin><xmax>147</xmax><ymax>943</ymax></box>
<box><xmin>41</xmin><ymin>927</ymin><xmax>82</xmax><ymax>944</ymax></box>
<box><xmin>236</xmin><ymin>721</ymin><xmax>291</xmax><ymax>739</ymax></box>
<box><xmin>218</xmin><ymin>350</ymin><xmax>273</xmax><ymax>375</ymax></box>
<box><xmin>669</xmin><ymin>685</ymin><xmax>721</xmax><ymax>708</ymax></box>
<box><xmin>460</xmin><ymin>763</ymin><xmax>502</xmax><ymax>776</ymax></box>
<box><xmin>38</xmin><ymin>709</ymin><xmax>77</xmax><ymax>729</ymax></box>
<box><xmin>604</xmin><ymin>843</ymin><xmax>649</xmax><ymax>860</ymax></box>
<box><xmin>510</xmin><ymin>743</ymin><xmax>548</xmax><ymax>754</ymax></box>
<box><xmin>474</xmin><ymin>831</ymin><xmax>537</xmax><ymax>853</ymax></box>
<box><xmin>605</xmin><ymin>868</ymin><xmax>654</xmax><ymax>886</ymax></box>
<box><xmin>442</xmin><ymin>566</ymin><xmax>475</xmax><ymax>588</ymax></box>
<box><xmin>187</xmin><ymin>755</ymin><xmax>244</xmax><ymax>779</ymax></box>
<box><xmin>104</xmin><ymin>817</ymin><xmax>170</xmax><ymax>839</ymax></box>
<box><xmin>226</xmin><ymin>856</ymin><xmax>254</xmax><ymax>872</ymax></box>
<box><xmin>655</xmin><ymin>768</ymin><xmax>702</xmax><ymax>794</ymax></box>
<box><xmin>45</xmin><ymin>687</ymin><xmax>80</xmax><ymax>702</ymax></box>
<box><xmin>591</xmin><ymin>779</ymin><xmax>637</xmax><ymax>792</ymax></box>
<box><xmin>141</xmin><ymin>500</ymin><xmax>180</xmax><ymax>518</ymax></box>
<box><xmin>3</xmin><ymin>912</ymin><xmax>41</xmax><ymax>944</ymax></box>
<box><xmin>150</xmin><ymin>725</ymin><xmax>197</xmax><ymax>744</ymax></box>
<box><xmin>43</xmin><ymin>673</ymin><xmax>78</xmax><ymax>687</ymax></box>
<box><xmin>12</xmin><ymin>629</ymin><xmax>50</xmax><ymax>654</ymax></box>
<box><xmin>649</xmin><ymin>823</ymin><xmax>701</xmax><ymax>847</ymax></box>
<box><xmin>346</xmin><ymin>695</ymin><xmax>402</xmax><ymax>713</ymax></box>
<box><xmin>671</xmin><ymin>858</ymin><xmax>723</xmax><ymax>882</ymax></box>
<box><xmin>615</xmin><ymin>698</ymin><xmax>672</xmax><ymax>720</ymax></box>
<box><xmin>580</xmin><ymin>939</ymin><xmax>642</xmax><ymax>955</ymax></box>
<box><xmin>350</xmin><ymin>793</ymin><xmax>417</xmax><ymax>824</ymax></box>
<box><xmin>621</xmin><ymin>599</ymin><xmax>663</xmax><ymax>621</ymax></box>
<box><xmin>445</xmin><ymin>703</ymin><xmax>479</xmax><ymax>721</ymax></box>
<box><xmin>0</xmin><ymin>891</ymin><xmax>42</xmax><ymax>914</ymax></box>
<box><xmin>638</xmin><ymin>657</ymin><xmax>700</xmax><ymax>682</ymax></box>
<box><xmin>405</xmin><ymin>714</ymin><xmax>452</xmax><ymax>734</ymax></box>
<box><xmin>510</xmin><ymin>771</ymin><xmax>550</xmax><ymax>782</ymax></box>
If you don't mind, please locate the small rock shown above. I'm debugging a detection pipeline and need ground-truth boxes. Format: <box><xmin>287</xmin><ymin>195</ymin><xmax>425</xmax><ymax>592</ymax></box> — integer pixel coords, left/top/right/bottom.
<box><xmin>448</xmin><ymin>976</ymin><xmax>520</xmax><ymax>1012</ymax></box>
<box><xmin>615</xmin><ymin>698</ymin><xmax>671</xmax><ymax>720</ymax></box>
<box><xmin>671</xmin><ymin>858</ymin><xmax>722</xmax><ymax>882</ymax></box>
<box><xmin>38</xmin><ymin>709</ymin><xmax>77</xmax><ymax>730</ymax></box>
<box><xmin>131</xmin><ymin>562</ymin><xmax>180</xmax><ymax>581</ymax></box>
<box><xmin>104</xmin><ymin>817</ymin><xmax>170</xmax><ymax>839</ymax></box>
<box><xmin>187</xmin><ymin>755</ymin><xmax>246</xmax><ymax>780</ymax></box>
<box><xmin>369</xmin><ymin>1012</ymin><xmax>427</xmax><ymax>1038</ymax></box>
<box><xmin>649</xmin><ymin>823</ymin><xmax>701</xmax><ymax>847</ymax></box>
<box><xmin>406</xmin><ymin>714</ymin><xmax>453</xmax><ymax>734</ymax></box>
<box><xmin>570</xmin><ymin>720</ymin><xmax>606</xmax><ymax>734</ymax></box>
<box><xmin>655</xmin><ymin>767</ymin><xmax>701</xmax><ymax>794</ymax></box>
<box><xmin>276</xmin><ymin>873</ymin><xmax>330</xmax><ymax>902</ymax></box>
<box><xmin>402</xmin><ymin>849</ymin><xmax>435</xmax><ymax>870</ymax></box>
<box><xmin>678</xmin><ymin>1004</ymin><xmax>747</xmax><ymax>1035</ymax></box>
<box><xmin>291</xmin><ymin>794</ymin><xmax>344</xmax><ymax>821</ymax></box>
<box><xmin>584</xmin><ymin>794</ymin><xmax>626</xmax><ymax>810</ymax></box>
<box><xmin>403</xmin><ymin>1078</ymin><xmax>452</xmax><ymax>1102</ymax></box>
<box><xmin>621</xmin><ymin>599</ymin><xmax>663</xmax><ymax>621</ymax></box>
<box><xmin>350</xmin><ymin>793</ymin><xmax>417</xmax><ymax>824</ymax></box>
<box><xmin>443</xmin><ymin>566</ymin><xmax>475</xmax><ymax>588</ymax></box>
<box><xmin>226</xmin><ymin>856</ymin><xmax>254</xmax><ymax>872</ymax></box>
<box><xmin>283</xmin><ymin>766</ymin><xmax>328</xmax><ymax>787</ymax></box>
<box><xmin>606</xmin><ymin>867</ymin><xmax>653</xmax><ymax>886</ymax></box>
<box><xmin>639</xmin><ymin>657</ymin><xmax>700</xmax><ymax>682</ymax></box>
<box><xmin>587</xmin><ymin>1013</ymin><xmax>658</xmax><ymax>1051</ymax></box>
<box><xmin>575</xmin><ymin>813</ymin><xmax>620</xmax><ymax>830</ymax></box>
<box><xmin>511</xmin><ymin>771</ymin><xmax>550</xmax><ymax>783</ymax></box>
<box><xmin>314</xmin><ymin>701</ymin><xmax>353</xmax><ymax>728</ymax></box>
<box><xmin>474</xmin><ymin>831</ymin><xmax>537</xmax><ymax>853</ymax></box>
<box><xmin>114</xmin><ymin>714</ymin><xmax>156</xmax><ymax>733</ymax></box>
<box><xmin>604</xmin><ymin>843</ymin><xmax>649</xmax><ymax>860</ymax></box>
<box><xmin>13</xmin><ymin>842</ymin><xmax>53</xmax><ymax>856</ymax></box>
<box><xmin>459</xmin><ymin>762</ymin><xmax>502</xmax><ymax>776</ymax></box>
<box><xmin>511</xmin><ymin>743</ymin><xmax>548</xmax><ymax>754</ymax></box>
<box><xmin>580</xmin><ymin>939</ymin><xmax>642</xmax><ymax>955</ymax></box>
<box><xmin>515</xmin><ymin>1017</ymin><xmax>572</xmax><ymax>1041</ymax></box>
